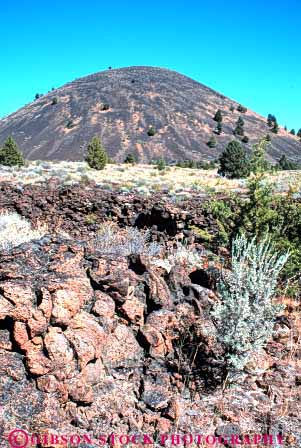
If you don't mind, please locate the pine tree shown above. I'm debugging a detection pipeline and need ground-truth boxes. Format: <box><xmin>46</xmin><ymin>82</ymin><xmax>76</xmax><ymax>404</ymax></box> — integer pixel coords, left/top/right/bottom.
<box><xmin>233</xmin><ymin>116</ymin><xmax>245</xmax><ymax>136</ymax></box>
<box><xmin>290</xmin><ymin>129</ymin><xmax>296</xmax><ymax>135</ymax></box>
<box><xmin>249</xmin><ymin>137</ymin><xmax>269</xmax><ymax>174</ymax></box>
<box><xmin>0</xmin><ymin>137</ymin><xmax>25</xmax><ymax>167</ymax></box>
<box><xmin>297</xmin><ymin>129</ymin><xmax>301</xmax><ymax>138</ymax></box>
<box><xmin>207</xmin><ymin>135</ymin><xmax>217</xmax><ymax>148</ymax></box>
<box><xmin>218</xmin><ymin>140</ymin><xmax>250</xmax><ymax>179</ymax></box>
<box><xmin>85</xmin><ymin>136</ymin><xmax>108</xmax><ymax>170</ymax></box>
<box><xmin>213</xmin><ymin>109</ymin><xmax>223</xmax><ymax>123</ymax></box>
<box><xmin>271</xmin><ymin>121</ymin><xmax>279</xmax><ymax>134</ymax></box>
<box><xmin>267</xmin><ymin>114</ymin><xmax>277</xmax><ymax>127</ymax></box>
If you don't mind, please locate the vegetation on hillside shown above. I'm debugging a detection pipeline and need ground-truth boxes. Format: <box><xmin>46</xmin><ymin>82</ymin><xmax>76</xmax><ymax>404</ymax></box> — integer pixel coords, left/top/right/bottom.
<box><xmin>85</xmin><ymin>136</ymin><xmax>108</xmax><ymax>170</ymax></box>
<box><xmin>0</xmin><ymin>137</ymin><xmax>25</xmax><ymax>167</ymax></box>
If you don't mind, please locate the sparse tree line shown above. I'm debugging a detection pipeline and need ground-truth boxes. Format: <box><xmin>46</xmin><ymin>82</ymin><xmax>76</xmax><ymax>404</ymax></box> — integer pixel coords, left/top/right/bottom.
<box><xmin>207</xmin><ymin>108</ymin><xmax>301</xmax><ymax>149</ymax></box>
<box><xmin>0</xmin><ymin>134</ymin><xmax>300</xmax><ymax>177</ymax></box>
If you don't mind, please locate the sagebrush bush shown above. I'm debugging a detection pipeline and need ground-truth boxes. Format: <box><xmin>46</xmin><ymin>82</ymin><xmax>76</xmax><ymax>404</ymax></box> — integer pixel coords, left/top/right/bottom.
<box><xmin>151</xmin><ymin>241</ymin><xmax>204</xmax><ymax>273</ymax></box>
<box><xmin>96</xmin><ymin>224</ymin><xmax>162</xmax><ymax>258</ymax></box>
<box><xmin>0</xmin><ymin>211</ymin><xmax>46</xmax><ymax>252</ymax></box>
<box><xmin>212</xmin><ymin>234</ymin><xmax>289</xmax><ymax>371</ymax></box>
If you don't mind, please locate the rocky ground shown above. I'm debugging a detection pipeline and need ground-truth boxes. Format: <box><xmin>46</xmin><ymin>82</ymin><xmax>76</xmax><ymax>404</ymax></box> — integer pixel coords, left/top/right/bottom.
<box><xmin>0</xmin><ymin>183</ymin><xmax>300</xmax><ymax>447</ymax></box>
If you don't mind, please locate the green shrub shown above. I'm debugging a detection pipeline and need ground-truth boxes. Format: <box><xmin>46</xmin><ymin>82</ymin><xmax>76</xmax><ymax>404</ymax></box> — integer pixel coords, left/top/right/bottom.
<box><xmin>147</xmin><ymin>126</ymin><xmax>156</xmax><ymax>136</ymax></box>
<box><xmin>213</xmin><ymin>109</ymin><xmax>223</xmax><ymax>123</ymax></box>
<box><xmin>233</xmin><ymin>116</ymin><xmax>245</xmax><ymax>136</ymax></box>
<box><xmin>205</xmin><ymin>174</ymin><xmax>301</xmax><ymax>283</ymax></box>
<box><xmin>212</xmin><ymin>234</ymin><xmax>289</xmax><ymax>372</ymax></box>
<box><xmin>276</xmin><ymin>154</ymin><xmax>299</xmax><ymax>170</ymax></box>
<box><xmin>267</xmin><ymin>114</ymin><xmax>277</xmax><ymax>127</ymax></box>
<box><xmin>0</xmin><ymin>137</ymin><xmax>25</xmax><ymax>167</ymax></box>
<box><xmin>51</xmin><ymin>97</ymin><xmax>58</xmax><ymax>105</ymax></box>
<box><xmin>124</xmin><ymin>153</ymin><xmax>137</xmax><ymax>164</ymax></box>
<box><xmin>237</xmin><ymin>104</ymin><xmax>247</xmax><ymax>113</ymax></box>
<box><xmin>156</xmin><ymin>158</ymin><xmax>166</xmax><ymax>171</ymax></box>
<box><xmin>207</xmin><ymin>135</ymin><xmax>217</xmax><ymax>148</ymax></box>
<box><xmin>85</xmin><ymin>136</ymin><xmax>108</xmax><ymax>170</ymax></box>
<box><xmin>271</xmin><ymin>121</ymin><xmax>279</xmax><ymax>134</ymax></box>
<box><xmin>66</xmin><ymin>120</ymin><xmax>74</xmax><ymax>129</ymax></box>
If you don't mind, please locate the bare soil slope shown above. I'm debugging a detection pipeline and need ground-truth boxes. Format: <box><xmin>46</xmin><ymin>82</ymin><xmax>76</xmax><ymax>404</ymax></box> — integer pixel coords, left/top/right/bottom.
<box><xmin>0</xmin><ymin>66</ymin><xmax>300</xmax><ymax>162</ymax></box>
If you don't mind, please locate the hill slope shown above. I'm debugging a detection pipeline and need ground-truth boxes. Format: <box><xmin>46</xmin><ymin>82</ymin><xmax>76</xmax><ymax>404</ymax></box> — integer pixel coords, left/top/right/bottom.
<box><xmin>0</xmin><ymin>66</ymin><xmax>300</xmax><ymax>162</ymax></box>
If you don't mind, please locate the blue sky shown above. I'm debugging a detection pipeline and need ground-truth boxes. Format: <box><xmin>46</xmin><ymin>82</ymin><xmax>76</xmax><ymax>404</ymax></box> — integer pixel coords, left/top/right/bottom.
<box><xmin>0</xmin><ymin>0</ymin><xmax>300</xmax><ymax>130</ymax></box>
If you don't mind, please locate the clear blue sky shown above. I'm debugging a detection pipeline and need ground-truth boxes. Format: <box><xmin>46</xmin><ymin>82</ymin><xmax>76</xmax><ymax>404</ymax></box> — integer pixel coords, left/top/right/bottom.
<box><xmin>1</xmin><ymin>0</ymin><xmax>300</xmax><ymax>130</ymax></box>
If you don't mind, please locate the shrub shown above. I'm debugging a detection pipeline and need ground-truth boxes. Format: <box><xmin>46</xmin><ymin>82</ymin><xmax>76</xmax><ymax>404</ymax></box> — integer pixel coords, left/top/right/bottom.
<box><xmin>51</xmin><ymin>97</ymin><xmax>58</xmax><ymax>105</ymax></box>
<box><xmin>237</xmin><ymin>104</ymin><xmax>247</xmax><ymax>113</ymax></box>
<box><xmin>151</xmin><ymin>241</ymin><xmax>204</xmax><ymax>273</ymax></box>
<box><xmin>101</xmin><ymin>103</ymin><xmax>110</xmax><ymax>111</ymax></box>
<box><xmin>206</xmin><ymin>174</ymin><xmax>301</xmax><ymax>281</ymax></box>
<box><xmin>271</xmin><ymin>121</ymin><xmax>279</xmax><ymax>134</ymax></box>
<box><xmin>176</xmin><ymin>159</ymin><xmax>197</xmax><ymax>168</ymax></box>
<box><xmin>213</xmin><ymin>109</ymin><xmax>223</xmax><ymax>123</ymax></box>
<box><xmin>267</xmin><ymin>114</ymin><xmax>277</xmax><ymax>127</ymax></box>
<box><xmin>0</xmin><ymin>137</ymin><xmax>25</xmax><ymax>167</ymax></box>
<box><xmin>66</xmin><ymin>120</ymin><xmax>74</xmax><ymax>129</ymax></box>
<box><xmin>85</xmin><ymin>136</ymin><xmax>108</xmax><ymax>170</ymax></box>
<box><xmin>147</xmin><ymin>126</ymin><xmax>156</xmax><ymax>136</ymax></box>
<box><xmin>233</xmin><ymin>116</ymin><xmax>244</xmax><ymax>136</ymax></box>
<box><xmin>0</xmin><ymin>211</ymin><xmax>46</xmax><ymax>252</ymax></box>
<box><xmin>96</xmin><ymin>224</ymin><xmax>162</xmax><ymax>258</ymax></box>
<box><xmin>124</xmin><ymin>153</ymin><xmax>137</xmax><ymax>164</ymax></box>
<box><xmin>276</xmin><ymin>154</ymin><xmax>298</xmax><ymax>170</ymax></box>
<box><xmin>156</xmin><ymin>158</ymin><xmax>166</xmax><ymax>171</ymax></box>
<box><xmin>241</xmin><ymin>135</ymin><xmax>249</xmax><ymax>143</ymax></box>
<box><xmin>207</xmin><ymin>135</ymin><xmax>217</xmax><ymax>148</ymax></box>
<box><xmin>212</xmin><ymin>234</ymin><xmax>289</xmax><ymax>371</ymax></box>
<box><xmin>266</xmin><ymin>134</ymin><xmax>271</xmax><ymax>142</ymax></box>
<box><xmin>290</xmin><ymin>129</ymin><xmax>296</xmax><ymax>135</ymax></box>
<box><xmin>218</xmin><ymin>140</ymin><xmax>250</xmax><ymax>178</ymax></box>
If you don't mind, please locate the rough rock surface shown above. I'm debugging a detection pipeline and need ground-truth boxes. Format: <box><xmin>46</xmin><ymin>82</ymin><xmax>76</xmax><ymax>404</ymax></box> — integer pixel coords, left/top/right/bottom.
<box><xmin>0</xmin><ymin>66</ymin><xmax>300</xmax><ymax>163</ymax></box>
<box><xmin>0</xmin><ymin>232</ymin><xmax>300</xmax><ymax>447</ymax></box>
<box><xmin>0</xmin><ymin>182</ymin><xmax>220</xmax><ymax>241</ymax></box>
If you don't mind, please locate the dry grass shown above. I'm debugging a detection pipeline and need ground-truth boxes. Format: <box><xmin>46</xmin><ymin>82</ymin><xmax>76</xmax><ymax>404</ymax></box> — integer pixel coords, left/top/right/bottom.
<box><xmin>0</xmin><ymin>161</ymin><xmax>300</xmax><ymax>197</ymax></box>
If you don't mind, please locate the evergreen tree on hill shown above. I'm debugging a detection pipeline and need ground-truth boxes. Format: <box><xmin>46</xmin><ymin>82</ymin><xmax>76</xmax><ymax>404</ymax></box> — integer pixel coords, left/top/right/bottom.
<box><xmin>0</xmin><ymin>137</ymin><xmax>25</xmax><ymax>167</ymax></box>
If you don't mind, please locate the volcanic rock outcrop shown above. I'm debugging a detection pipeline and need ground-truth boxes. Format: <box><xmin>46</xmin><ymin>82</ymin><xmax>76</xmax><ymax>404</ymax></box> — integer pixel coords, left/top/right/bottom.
<box><xmin>0</xmin><ymin>188</ymin><xmax>300</xmax><ymax>446</ymax></box>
